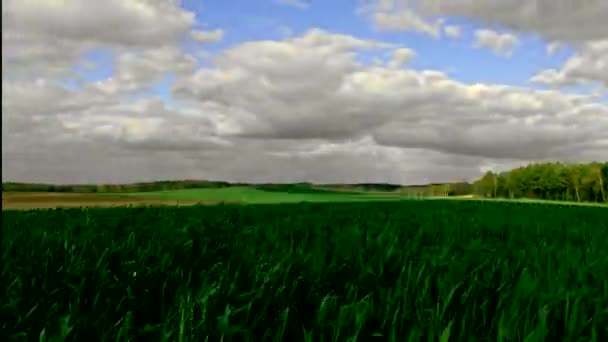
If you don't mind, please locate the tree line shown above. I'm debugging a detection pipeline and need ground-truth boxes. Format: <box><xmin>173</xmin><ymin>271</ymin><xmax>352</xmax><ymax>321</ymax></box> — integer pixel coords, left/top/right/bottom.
<box><xmin>2</xmin><ymin>161</ymin><xmax>607</xmax><ymax>203</ymax></box>
<box><xmin>472</xmin><ymin>161</ymin><xmax>608</xmax><ymax>203</ymax></box>
<box><xmin>1</xmin><ymin>180</ymin><xmax>235</xmax><ymax>193</ymax></box>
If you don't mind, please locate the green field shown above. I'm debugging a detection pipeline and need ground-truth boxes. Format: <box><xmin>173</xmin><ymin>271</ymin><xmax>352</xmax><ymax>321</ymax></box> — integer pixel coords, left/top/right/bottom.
<box><xmin>5</xmin><ymin>186</ymin><xmax>606</xmax><ymax>211</ymax></box>
<box><xmin>114</xmin><ymin>187</ymin><xmax>608</xmax><ymax>207</ymax></box>
<box><xmin>426</xmin><ymin>196</ymin><xmax>608</xmax><ymax>208</ymax></box>
<box><xmin>117</xmin><ymin>187</ymin><xmax>405</xmax><ymax>204</ymax></box>
<box><xmin>3</xmin><ymin>200</ymin><xmax>607</xmax><ymax>341</ymax></box>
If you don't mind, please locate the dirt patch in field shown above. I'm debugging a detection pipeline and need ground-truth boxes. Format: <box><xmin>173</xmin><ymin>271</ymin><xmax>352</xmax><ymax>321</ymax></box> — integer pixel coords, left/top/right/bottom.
<box><xmin>2</xmin><ymin>192</ymin><xmax>239</xmax><ymax>210</ymax></box>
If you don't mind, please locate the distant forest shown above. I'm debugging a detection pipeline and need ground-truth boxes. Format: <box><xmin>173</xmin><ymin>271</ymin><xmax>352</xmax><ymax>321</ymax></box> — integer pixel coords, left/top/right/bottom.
<box><xmin>2</xmin><ymin>161</ymin><xmax>607</xmax><ymax>203</ymax></box>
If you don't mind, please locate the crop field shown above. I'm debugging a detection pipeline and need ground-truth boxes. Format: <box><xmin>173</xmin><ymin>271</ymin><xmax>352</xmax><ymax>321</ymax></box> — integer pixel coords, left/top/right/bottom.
<box><xmin>2</xmin><ymin>187</ymin><xmax>403</xmax><ymax>210</ymax></box>
<box><xmin>121</xmin><ymin>187</ymin><xmax>405</xmax><ymax>204</ymax></box>
<box><xmin>5</xmin><ymin>188</ymin><xmax>604</xmax><ymax>211</ymax></box>
<box><xmin>2</xmin><ymin>200</ymin><xmax>608</xmax><ymax>341</ymax></box>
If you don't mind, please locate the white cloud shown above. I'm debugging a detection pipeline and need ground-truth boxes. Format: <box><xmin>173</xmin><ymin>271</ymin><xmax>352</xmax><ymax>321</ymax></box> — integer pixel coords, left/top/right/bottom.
<box><xmin>173</xmin><ymin>30</ymin><xmax>607</xmax><ymax>162</ymax></box>
<box><xmin>531</xmin><ymin>40</ymin><xmax>608</xmax><ymax>87</ymax></box>
<box><xmin>382</xmin><ymin>1</ymin><xmax>607</xmax><ymax>90</ymax></box>
<box><xmin>1</xmin><ymin>0</ymin><xmax>216</xmax><ymax>82</ymax></box>
<box><xmin>373</xmin><ymin>11</ymin><xmax>443</xmax><ymax>37</ymax></box>
<box><xmin>474</xmin><ymin>29</ymin><xmax>519</xmax><ymax>57</ymax></box>
<box><xmin>2</xmin><ymin>0</ymin><xmax>195</xmax><ymax>47</ymax></box>
<box><xmin>414</xmin><ymin>0</ymin><xmax>608</xmax><ymax>44</ymax></box>
<box><xmin>2</xmin><ymin>2</ymin><xmax>606</xmax><ymax>185</ymax></box>
<box><xmin>360</xmin><ymin>0</ymin><xmax>443</xmax><ymax>37</ymax></box>
<box><xmin>90</xmin><ymin>46</ymin><xmax>198</xmax><ymax>95</ymax></box>
<box><xmin>444</xmin><ymin>25</ymin><xmax>461</xmax><ymax>39</ymax></box>
<box><xmin>387</xmin><ymin>48</ymin><xmax>415</xmax><ymax>69</ymax></box>
<box><xmin>2</xmin><ymin>79</ymin><xmax>113</xmax><ymax>121</ymax></box>
<box><xmin>546</xmin><ymin>41</ymin><xmax>561</xmax><ymax>56</ymax></box>
<box><xmin>191</xmin><ymin>29</ymin><xmax>224</xmax><ymax>43</ymax></box>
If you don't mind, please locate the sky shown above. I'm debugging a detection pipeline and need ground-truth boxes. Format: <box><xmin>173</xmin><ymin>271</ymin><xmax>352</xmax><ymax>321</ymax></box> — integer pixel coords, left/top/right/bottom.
<box><xmin>2</xmin><ymin>0</ymin><xmax>607</xmax><ymax>185</ymax></box>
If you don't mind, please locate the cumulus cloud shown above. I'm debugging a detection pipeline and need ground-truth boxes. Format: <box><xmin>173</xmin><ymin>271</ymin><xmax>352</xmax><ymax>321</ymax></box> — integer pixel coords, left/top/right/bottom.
<box><xmin>2</xmin><ymin>0</ymin><xmax>193</xmax><ymax>79</ymax></box>
<box><xmin>361</xmin><ymin>0</ymin><xmax>443</xmax><ymax>37</ymax></box>
<box><xmin>191</xmin><ymin>29</ymin><xmax>224</xmax><ymax>43</ymax></box>
<box><xmin>3</xmin><ymin>2</ymin><xmax>607</xmax><ymax>185</ymax></box>
<box><xmin>531</xmin><ymin>40</ymin><xmax>608</xmax><ymax>88</ymax></box>
<box><xmin>474</xmin><ymin>29</ymin><xmax>519</xmax><ymax>57</ymax></box>
<box><xmin>2</xmin><ymin>0</ymin><xmax>233</xmax><ymax>183</ymax></box>
<box><xmin>173</xmin><ymin>29</ymin><xmax>607</xmax><ymax>163</ymax></box>
<box><xmin>90</xmin><ymin>47</ymin><xmax>198</xmax><ymax>95</ymax></box>
<box><xmin>546</xmin><ymin>41</ymin><xmax>561</xmax><ymax>56</ymax></box>
<box><xmin>2</xmin><ymin>79</ymin><xmax>107</xmax><ymax>118</ymax></box>
<box><xmin>414</xmin><ymin>0</ymin><xmax>608</xmax><ymax>44</ymax></box>
<box><xmin>387</xmin><ymin>48</ymin><xmax>415</xmax><ymax>69</ymax></box>
<box><xmin>372</xmin><ymin>11</ymin><xmax>443</xmax><ymax>37</ymax></box>
<box><xmin>444</xmin><ymin>25</ymin><xmax>461</xmax><ymax>39</ymax></box>
<box><xmin>364</xmin><ymin>1</ymin><xmax>607</xmax><ymax>90</ymax></box>
<box><xmin>2</xmin><ymin>0</ymin><xmax>211</xmax><ymax>81</ymax></box>
<box><xmin>173</xmin><ymin>29</ymin><xmax>399</xmax><ymax>140</ymax></box>
<box><xmin>3</xmin><ymin>0</ymin><xmax>194</xmax><ymax>47</ymax></box>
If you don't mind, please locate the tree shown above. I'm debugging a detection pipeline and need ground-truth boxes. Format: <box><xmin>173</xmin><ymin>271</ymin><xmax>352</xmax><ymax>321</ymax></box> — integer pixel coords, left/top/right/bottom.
<box><xmin>450</xmin><ymin>181</ymin><xmax>473</xmax><ymax>196</ymax></box>
<box><xmin>600</xmin><ymin>162</ymin><xmax>608</xmax><ymax>202</ymax></box>
<box><xmin>567</xmin><ymin>165</ymin><xmax>582</xmax><ymax>202</ymax></box>
<box><xmin>471</xmin><ymin>161</ymin><xmax>606</xmax><ymax>203</ymax></box>
<box><xmin>475</xmin><ymin>171</ymin><xmax>496</xmax><ymax>198</ymax></box>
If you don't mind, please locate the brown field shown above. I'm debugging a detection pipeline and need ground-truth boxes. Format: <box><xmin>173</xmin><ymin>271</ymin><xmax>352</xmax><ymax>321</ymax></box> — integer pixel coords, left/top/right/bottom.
<box><xmin>2</xmin><ymin>192</ymin><xmax>233</xmax><ymax>210</ymax></box>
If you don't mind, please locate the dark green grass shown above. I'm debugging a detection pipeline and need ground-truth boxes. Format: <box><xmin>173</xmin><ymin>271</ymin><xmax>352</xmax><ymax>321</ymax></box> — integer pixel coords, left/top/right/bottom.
<box><xmin>2</xmin><ymin>200</ymin><xmax>608</xmax><ymax>341</ymax></box>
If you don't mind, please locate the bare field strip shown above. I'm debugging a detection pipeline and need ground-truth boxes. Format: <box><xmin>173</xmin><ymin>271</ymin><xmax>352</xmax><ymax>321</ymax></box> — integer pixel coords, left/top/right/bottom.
<box><xmin>1</xmin><ymin>192</ymin><xmax>234</xmax><ymax>210</ymax></box>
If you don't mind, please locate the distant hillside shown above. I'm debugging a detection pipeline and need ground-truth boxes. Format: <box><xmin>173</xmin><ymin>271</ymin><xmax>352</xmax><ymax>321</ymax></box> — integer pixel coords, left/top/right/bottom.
<box><xmin>1</xmin><ymin>179</ymin><xmax>466</xmax><ymax>195</ymax></box>
<box><xmin>3</xmin><ymin>161</ymin><xmax>607</xmax><ymax>203</ymax></box>
<box><xmin>1</xmin><ymin>180</ymin><xmax>235</xmax><ymax>193</ymax></box>
<box><xmin>254</xmin><ymin>183</ymin><xmax>362</xmax><ymax>195</ymax></box>
<box><xmin>324</xmin><ymin>183</ymin><xmax>403</xmax><ymax>192</ymax></box>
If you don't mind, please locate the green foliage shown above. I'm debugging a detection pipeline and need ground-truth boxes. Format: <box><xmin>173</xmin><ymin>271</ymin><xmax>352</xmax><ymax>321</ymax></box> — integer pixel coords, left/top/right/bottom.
<box><xmin>2</xmin><ymin>201</ymin><xmax>608</xmax><ymax>341</ymax></box>
<box><xmin>352</xmin><ymin>183</ymin><xmax>403</xmax><ymax>192</ymax></box>
<box><xmin>448</xmin><ymin>182</ymin><xmax>474</xmax><ymax>196</ymax></box>
<box><xmin>473</xmin><ymin>161</ymin><xmax>608</xmax><ymax>203</ymax></box>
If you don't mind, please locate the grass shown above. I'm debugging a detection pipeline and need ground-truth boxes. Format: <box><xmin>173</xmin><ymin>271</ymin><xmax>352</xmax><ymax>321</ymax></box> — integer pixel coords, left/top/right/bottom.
<box><xmin>117</xmin><ymin>187</ymin><xmax>405</xmax><ymax>204</ymax></box>
<box><xmin>2</xmin><ymin>200</ymin><xmax>608</xmax><ymax>341</ymax></box>
<box><xmin>429</xmin><ymin>196</ymin><xmax>608</xmax><ymax>208</ymax></box>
